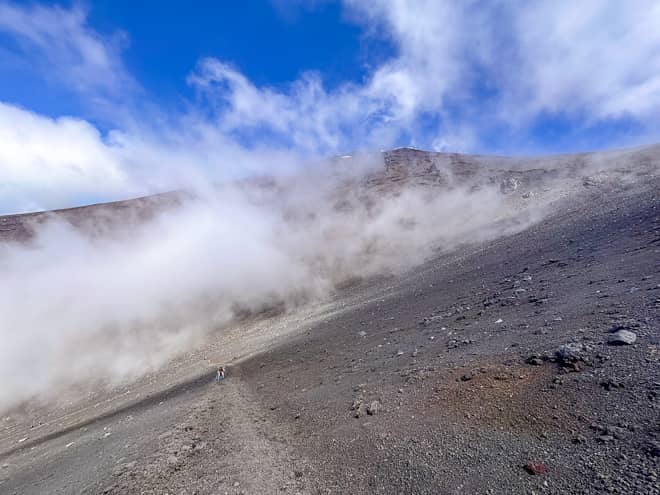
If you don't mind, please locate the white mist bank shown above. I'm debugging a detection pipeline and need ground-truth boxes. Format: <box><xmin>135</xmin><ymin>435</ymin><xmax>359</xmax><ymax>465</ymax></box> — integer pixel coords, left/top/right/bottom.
<box><xmin>0</xmin><ymin>156</ymin><xmax>552</xmax><ymax>412</ymax></box>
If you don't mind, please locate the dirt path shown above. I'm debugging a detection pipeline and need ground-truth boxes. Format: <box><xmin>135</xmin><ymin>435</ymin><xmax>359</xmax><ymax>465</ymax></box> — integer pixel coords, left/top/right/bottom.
<box><xmin>209</xmin><ymin>377</ymin><xmax>304</xmax><ymax>494</ymax></box>
<box><xmin>101</xmin><ymin>375</ymin><xmax>306</xmax><ymax>494</ymax></box>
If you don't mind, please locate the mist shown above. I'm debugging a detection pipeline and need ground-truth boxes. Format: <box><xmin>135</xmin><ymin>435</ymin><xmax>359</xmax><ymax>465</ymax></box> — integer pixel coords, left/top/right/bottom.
<box><xmin>0</xmin><ymin>151</ymin><xmax>559</xmax><ymax>413</ymax></box>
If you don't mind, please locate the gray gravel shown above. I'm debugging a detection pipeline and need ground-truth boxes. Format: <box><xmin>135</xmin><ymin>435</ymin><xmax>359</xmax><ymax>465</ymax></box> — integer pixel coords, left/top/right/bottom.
<box><xmin>1</xmin><ymin>147</ymin><xmax>659</xmax><ymax>494</ymax></box>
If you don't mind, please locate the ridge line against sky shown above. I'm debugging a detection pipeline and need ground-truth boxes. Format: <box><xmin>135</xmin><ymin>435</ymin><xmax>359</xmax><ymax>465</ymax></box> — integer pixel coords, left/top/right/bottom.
<box><xmin>0</xmin><ymin>0</ymin><xmax>659</xmax><ymax>213</ymax></box>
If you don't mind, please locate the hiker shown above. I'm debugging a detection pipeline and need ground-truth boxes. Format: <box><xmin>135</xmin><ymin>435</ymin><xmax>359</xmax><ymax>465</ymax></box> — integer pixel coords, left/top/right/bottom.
<box><xmin>216</xmin><ymin>366</ymin><xmax>225</xmax><ymax>382</ymax></box>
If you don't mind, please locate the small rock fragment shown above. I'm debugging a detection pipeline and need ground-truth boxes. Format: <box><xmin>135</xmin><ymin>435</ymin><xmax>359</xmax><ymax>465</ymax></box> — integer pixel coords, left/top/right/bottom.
<box><xmin>351</xmin><ymin>399</ymin><xmax>366</xmax><ymax>418</ymax></box>
<box><xmin>600</xmin><ymin>379</ymin><xmax>624</xmax><ymax>391</ymax></box>
<box><xmin>572</xmin><ymin>434</ymin><xmax>587</xmax><ymax>444</ymax></box>
<box><xmin>524</xmin><ymin>462</ymin><xmax>548</xmax><ymax>475</ymax></box>
<box><xmin>607</xmin><ymin>330</ymin><xmax>636</xmax><ymax>345</ymax></box>
<box><xmin>366</xmin><ymin>401</ymin><xmax>380</xmax><ymax>416</ymax></box>
<box><xmin>112</xmin><ymin>462</ymin><xmax>136</xmax><ymax>477</ymax></box>
<box><xmin>526</xmin><ymin>355</ymin><xmax>544</xmax><ymax>366</ymax></box>
<box><xmin>555</xmin><ymin>343</ymin><xmax>587</xmax><ymax>366</ymax></box>
<box><xmin>646</xmin><ymin>440</ymin><xmax>660</xmax><ymax>457</ymax></box>
<box><xmin>606</xmin><ymin>426</ymin><xmax>629</xmax><ymax>439</ymax></box>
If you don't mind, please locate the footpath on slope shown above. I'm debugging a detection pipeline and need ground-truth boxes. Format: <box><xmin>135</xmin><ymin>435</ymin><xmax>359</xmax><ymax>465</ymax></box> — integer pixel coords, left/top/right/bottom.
<box><xmin>100</xmin><ymin>375</ymin><xmax>308</xmax><ymax>495</ymax></box>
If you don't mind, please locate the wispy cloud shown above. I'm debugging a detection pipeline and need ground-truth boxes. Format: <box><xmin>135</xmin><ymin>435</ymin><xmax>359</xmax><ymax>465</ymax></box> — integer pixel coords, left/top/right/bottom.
<box><xmin>191</xmin><ymin>0</ymin><xmax>660</xmax><ymax>155</ymax></box>
<box><xmin>509</xmin><ymin>0</ymin><xmax>660</xmax><ymax>121</ymax></box>
<box><xmin>0</xmin><ymin>2</ymin><xmax>135</xmax><ymax>104</ymax></box>
<box><xmin>345</xmin><ymin>0</ymin><xmax>660</xmax><ymax>137</ymax></box>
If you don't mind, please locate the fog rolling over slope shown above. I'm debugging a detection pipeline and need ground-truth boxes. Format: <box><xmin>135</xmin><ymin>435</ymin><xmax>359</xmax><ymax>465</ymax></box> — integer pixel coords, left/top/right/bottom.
<box><xmin>0</xmin><ymin>143</ymin><xmax>658</xmax><ymax>495</ymax></box>
<box><xmin>0</xmin><ymin>145</ymin><xmax>657</xmax><ymax>414</ymax></box>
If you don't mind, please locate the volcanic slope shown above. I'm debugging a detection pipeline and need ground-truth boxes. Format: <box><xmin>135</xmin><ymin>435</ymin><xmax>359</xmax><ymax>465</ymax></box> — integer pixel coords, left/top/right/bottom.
<box><xmin>0</xmin><ymin>146</ymin><xmax>659</xmax><ymax>494</ymax></box>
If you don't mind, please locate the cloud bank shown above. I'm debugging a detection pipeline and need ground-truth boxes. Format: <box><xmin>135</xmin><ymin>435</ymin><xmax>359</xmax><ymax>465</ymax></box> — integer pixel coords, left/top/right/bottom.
<box><xmin>0</xmin><ymin>155</ymin><xmax>554</xmax><ymax>412</ymax></box>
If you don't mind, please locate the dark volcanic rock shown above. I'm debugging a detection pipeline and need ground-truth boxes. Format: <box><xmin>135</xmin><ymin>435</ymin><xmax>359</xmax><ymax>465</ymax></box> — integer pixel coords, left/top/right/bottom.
<box><xmin>525</xmin><ymin>354</ymin><xmax>545</xmax><ymax>366</ymax></box>
<box><xmin>555</xmin><ymin>342</ymin><xmax>588</xmax><ymax>365</ymax></box>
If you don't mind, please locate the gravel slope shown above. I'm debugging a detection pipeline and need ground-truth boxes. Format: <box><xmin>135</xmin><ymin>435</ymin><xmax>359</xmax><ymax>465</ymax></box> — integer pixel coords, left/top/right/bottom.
<box><xmin>226</xmin><ymin>178</ymin><xmax>660</xmax><ymax>494</ymax></box>
<box><xmin>0</xmin><ymin>148</ymin><xmax>658</xmax><ymax>494</ymax></box>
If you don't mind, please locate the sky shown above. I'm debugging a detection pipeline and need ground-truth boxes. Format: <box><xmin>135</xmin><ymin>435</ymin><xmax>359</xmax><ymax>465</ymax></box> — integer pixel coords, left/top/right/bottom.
<box><xmin>0</xmin><ymin>0</ymin><xmax>659</xmax><ymax>212</ymax></box>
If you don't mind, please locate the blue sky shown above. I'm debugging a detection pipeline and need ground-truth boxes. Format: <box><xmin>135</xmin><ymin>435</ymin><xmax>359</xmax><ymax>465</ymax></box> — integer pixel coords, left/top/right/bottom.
<box><xmin>2</xmin><ymin>1</ymin><xmax>378</xmax><ymax>120</ymax></box>
<box><xmin>90</xmin><ymin>1</ymin><xmax>374</xmax><ymax>91</ymax></box>
<box><xmin>0</xmin><ymin>0</ymin><xmax>659</xmax><ymax>211</ymax></box>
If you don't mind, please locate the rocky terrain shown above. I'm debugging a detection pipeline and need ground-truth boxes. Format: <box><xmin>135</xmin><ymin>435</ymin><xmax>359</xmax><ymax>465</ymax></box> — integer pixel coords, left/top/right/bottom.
<box><xmin>0</xmin><ymin>145</ymin><xmax>658</xmax><ymax>494</ymax></box>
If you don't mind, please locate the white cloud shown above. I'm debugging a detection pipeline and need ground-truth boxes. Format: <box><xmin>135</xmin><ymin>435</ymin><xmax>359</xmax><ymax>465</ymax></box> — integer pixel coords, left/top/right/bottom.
<box><xmin>190</xmin><ymin>0</ymin><xmax>660</xmax><ymax>158</ymax></box>
<box><xmin>0</xmin><ymin>102</ymin><xmax>138</xmax><ymax>213</ymax></box>
<box><xmin>0</xmin><ymin>100</ymin><xmax>317</xmax><ymax>213</ymax></box>
<box><xmin>0</xmin><ymin>1</ymin><xmax>134</xmax><ymax>101</ymax></box>
<box><xmin>347</xmin><ymin>0</ymin><xmax>660</xmax><ymax>125</ymax></box>
<box><xmin>506</xmin><ymin>0</ymin><xmax>660</xmax><ymax>121</ymax></box>
<box><xmin>344</xmin><ymin>0</ymin><xmax>470</xmax><ymax>111</ymax></box>
<box><xmin>431</xmin><ymin>125</ymin><xmax>478</xmax><ymax>153</ymax></box>
<box><xmin>188</xmin><ymin>58</ymin><xmax>414</xmax><ymax>155</ymax></box>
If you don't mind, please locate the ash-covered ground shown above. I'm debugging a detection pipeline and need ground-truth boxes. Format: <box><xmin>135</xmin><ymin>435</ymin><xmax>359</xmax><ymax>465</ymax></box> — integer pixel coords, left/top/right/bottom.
<box><xmin>0</xmin><ymin>146</ymin><xmax>659</xmax><ymax>494</ymax></box>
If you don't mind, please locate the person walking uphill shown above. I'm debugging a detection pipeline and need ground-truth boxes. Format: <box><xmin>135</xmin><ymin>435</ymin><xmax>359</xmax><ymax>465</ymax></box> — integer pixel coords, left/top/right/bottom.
<box><xmin>216</xmin><ymin>366</ymin><xmax>225</xmax><ymax>382</ymax></box>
